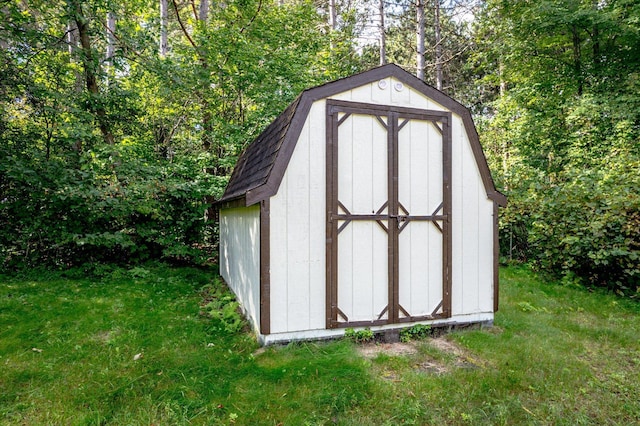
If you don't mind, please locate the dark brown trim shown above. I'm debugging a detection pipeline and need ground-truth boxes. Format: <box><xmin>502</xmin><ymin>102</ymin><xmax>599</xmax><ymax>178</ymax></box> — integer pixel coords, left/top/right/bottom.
<box><xmin>493</xmin><ymin>201</ymin><xmax>500</xmax><ymax>312</ymax></box>
<box><xmin>442</xmin><ymin>112</ymin><xmax>453</xmax><ymax>318</ymax></box>
<box><xmin>325</xmin><ymin>101</ymin><xmax>338</xmax><ymax>329</ymax></box>
<box><xmin>389</xmin><ymin>111</ymin><xmax>398</xmax><ymax>324</ymax></box>
<box><xmin>326</xmin><ymin>99</ymin><xmax>453</xmax><ymax>328</ymax></box>
<box><xmin>395</xmin><ymin>312</ymin><xmax>448</xmax><ymax>323</ymax></box>
<box><xmin>259</xmin><ymin>198</ymin><xmax>271</xmax><ymax>335</ymax></box>
<box><xmin>328</xmin><ymin>99</ymin><xmax>449</xmax><ymax>123</ymax></box>
<box><xmin>334</xmin><ymin>319</ymin><xmax>389</xmax><ymax>329</ymax></box>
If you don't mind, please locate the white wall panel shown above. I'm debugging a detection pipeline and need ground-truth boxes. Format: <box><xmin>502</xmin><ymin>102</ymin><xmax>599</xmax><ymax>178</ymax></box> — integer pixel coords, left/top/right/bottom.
<box><xmin>269</xmin><ymin>101</ymin><xmax>327</xmax><ymax>334</ymax></box>
<box><xmin>336</xmin><ymin>113</ymin><xmax>389</xmax><ymax>323</ymax></box>
<box><xmin>269</xmin><ymin>168</ymin><xmax>288</xmax><ymax>333</ymax></box>
<box><xmin>265</xmin><ymin>83</ymin><xmax>495</xmax><ymax>337</ymax></box>
<box><xmin>338</xmin><ymin>114</ymin><xmax>387</xmax><ymax>214</ymax></box>
<box><xmin>398</xmin><ymin>222</ymin><xmax>443</xmax><ymax>317</ymax></box>
<box><xmin>397</xmin><ymin>118</ymin><xmax>445</xmax><ymax>318</ymax></box>
<box><xmin>286</xmin><ymin>115</ymin><xmax>311</xmax><ymax>332</ymax></box>
<box><xmin>450</xmin><ymin>114</ymin><xmax>494</xmax><ymax>315</ymax></box>
<box><xmin>219</xmin><ymin>205</ymin><xmax>261</xmax><ymax>332</ymax></box>
<box><xmin>338</xmin><ymin>221</ymin><xmax>388</xmax><ymax>322</ymax></box>
<box><xmin>331</xmin><ymin>77</ymin><xmax>447</xmax><ymax>112</ymax></box>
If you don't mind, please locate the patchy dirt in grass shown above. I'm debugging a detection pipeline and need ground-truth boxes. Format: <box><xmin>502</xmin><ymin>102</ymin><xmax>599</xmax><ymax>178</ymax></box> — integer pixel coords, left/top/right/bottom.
<box><xmin>91</xmin><ymin>329</ymin><xmax>119</xmax><ymax>345</ymax></box>
<box><xmin>414</xmin><ymin>359</ymin><xmax>449</xmax><ymax>375</ymax></box>
<box><xmin>357</xmin><ymin>342</ymin><xmax>419</xmax><ymax>358</ymax></box>
<box><xmin>358</xmin><ymin>336</ymin><xmax>486</xmax><ymax>377</ymax></box>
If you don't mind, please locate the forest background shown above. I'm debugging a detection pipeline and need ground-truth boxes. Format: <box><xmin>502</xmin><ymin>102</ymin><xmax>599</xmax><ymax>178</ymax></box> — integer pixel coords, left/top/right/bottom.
<box><xmin>0</xmin><ymin>0</ymin><xmax>638</xmax><ymax>295</ymax></box>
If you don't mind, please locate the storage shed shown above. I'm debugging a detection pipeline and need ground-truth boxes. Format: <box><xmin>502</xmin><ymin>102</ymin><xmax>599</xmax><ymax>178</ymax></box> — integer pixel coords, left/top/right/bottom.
<box><xmin>215</xmin><ymin>64</ymin><xmax>506</xmax><ymax>345</ymax></box>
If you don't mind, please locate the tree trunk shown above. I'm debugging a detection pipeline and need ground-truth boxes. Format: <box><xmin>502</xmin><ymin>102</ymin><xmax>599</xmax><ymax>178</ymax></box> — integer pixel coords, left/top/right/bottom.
<box><xmin>592</xmin><ymin>25</ymin><xmax>600</xmax><ymax>74</ymax></box>
<box><xmin>105</xmin><ymin>11</ymin><xmax>116</xmax><ymax>87</ymax></box>
<box><xmin>160</xmin><ymin>0</ymin><xmax>168</xmax><ymax>56</ymax></box>
<box><xmin>106</xmin><ymin>12</ymin><xmax>116</xmax><ymax>62</ymax></box>
<box><xmin>434</xmin><ymin>0</ymin><xmax>442</xmax><ymax>90</ymax></box>
<box><xmin>329</xmin><ymin>0</ymin><xmax>337</xmax><ymax>30</ymax></box>
<box><xmin>416</xmin><ymin>0</ymin><xmax>425</xmax><ymax>80</ymax></box>
<box><xmin>0</xmin><ymin>5</ymin><xmax>9</xmax><ymax>50</ymax></box>
<box><xmin>67</xmin><ymin>21</ymin><xmax>84</xmax><ymax>93</ymax></box>
<box><xmin>571</xmin><ymin>25</ymin><xmax>582</xmax><ymax>96</ymax></box>
<box><xmin>199</xmin><ymin>0</ymin><xmax>208</xmax><ymax>22</ymax></box>
<box><xmin>69</xmin><ymin>0</ymin><xmax>115</xmax><ymax>145</ymax></box>
<box><xmin>379</xmin><ymin>0</ymin><xmax>386</xmax><ymax>65</ymax></box>
<box><xmin>499</xmin><ymin>58</ymin><xmax>506</xmax><ymax>97</ymax></box>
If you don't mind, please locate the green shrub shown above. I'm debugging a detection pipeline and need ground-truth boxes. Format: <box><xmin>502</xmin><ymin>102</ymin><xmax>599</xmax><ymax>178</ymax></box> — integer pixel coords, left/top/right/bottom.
<box><xmin>0</xmin><ymin>145</ymin><xmax>226</xmax><ymax>271</ymax></box>
<box><xmin>528</xmin><ymin>155</ymin><xmax>639</xmax><ymax>295</ymax></box>
<box><xmin>399</xmin><ymin>324</ymin><xmax>432</xmax><ymax>342</ymax></box>
<box><xmin>201</xmin><ymin>279</ymin><xmax>246</xmax><ymax>334</ymax></box>
<box><xmin>344</xmin><ymin>328</ymin><xmax>374</xmax><ymax>343</ymax></box>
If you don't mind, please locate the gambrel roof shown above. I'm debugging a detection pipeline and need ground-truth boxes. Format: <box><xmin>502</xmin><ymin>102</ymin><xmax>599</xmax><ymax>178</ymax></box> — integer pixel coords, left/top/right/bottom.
<box><xmin>216</xmin><ymin>64</ymin><xmax>506</xmax><ymax>207</ymax></box>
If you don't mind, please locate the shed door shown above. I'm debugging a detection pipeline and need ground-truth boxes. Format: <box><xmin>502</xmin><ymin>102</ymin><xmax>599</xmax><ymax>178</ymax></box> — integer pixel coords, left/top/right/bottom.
<box><xmin>326</xmin><ymin>99</ymin><xmax>452</xmax><ymax>328</ymax></box>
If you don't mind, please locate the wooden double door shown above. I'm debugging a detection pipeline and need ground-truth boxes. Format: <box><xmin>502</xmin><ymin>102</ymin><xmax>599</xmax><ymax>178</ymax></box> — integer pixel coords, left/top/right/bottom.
<box><xmin>326</xmin><ymin>99</ymin><xmax>452</xmax><ymax>328</ymax></box>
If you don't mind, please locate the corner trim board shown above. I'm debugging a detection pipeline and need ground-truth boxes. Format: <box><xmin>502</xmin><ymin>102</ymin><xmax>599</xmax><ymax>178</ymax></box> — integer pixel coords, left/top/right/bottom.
<box><xmin>260</xmin><ymin>198</ymin><xmax>271</xmax><ymax>334</ymax></box>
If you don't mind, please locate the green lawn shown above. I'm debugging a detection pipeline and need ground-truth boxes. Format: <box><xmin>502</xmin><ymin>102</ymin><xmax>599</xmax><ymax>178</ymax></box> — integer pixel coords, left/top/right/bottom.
<box><xmin>1</xmin><ymin>265</ymin><xmax>638</xmax><ymax>425</ymax></box>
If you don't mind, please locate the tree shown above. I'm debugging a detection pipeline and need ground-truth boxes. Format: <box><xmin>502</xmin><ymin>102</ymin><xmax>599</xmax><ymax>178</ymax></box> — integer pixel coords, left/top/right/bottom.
<box><xmin>67</xmin><ymin>0</ymin><xmax>115</xmax><ymax>145</ymax></box>
<box><xmin>416</xmin><ymin>0</ymin><xmax>425</xmax><ymax>79</ymax></box>
<box><xmin>475</xmin><ymin>0</ymin><xmax>640</xmax><ymax>292</ymax></box>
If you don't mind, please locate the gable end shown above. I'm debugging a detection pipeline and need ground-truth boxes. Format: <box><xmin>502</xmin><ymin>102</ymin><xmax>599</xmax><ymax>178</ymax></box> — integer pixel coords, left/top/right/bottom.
<box><xmin>216</xmin><ymin>64</ymin><xmax>505</xmax><ymax>208</ymax></box>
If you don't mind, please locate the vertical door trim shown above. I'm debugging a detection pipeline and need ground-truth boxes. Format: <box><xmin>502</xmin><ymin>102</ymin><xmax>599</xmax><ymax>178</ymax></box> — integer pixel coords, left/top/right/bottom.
<box><xmin>442</xmin><ymin>113</ymin><xmax>453</xmax><ymax>317</ymax></box>
<box><xmin>325</xmin><ymin>102</ymin><xmax>338</xmax><ymax>329</ymax></box>
<box><xmin>388</xmin><ymin>111</ymin><xmax>399</xmax><ymax>324</ymax></box>
<box><xmin>326</xmin><ymin>99</ymin><xmax>452</xmax><ymax>328</ymax></box>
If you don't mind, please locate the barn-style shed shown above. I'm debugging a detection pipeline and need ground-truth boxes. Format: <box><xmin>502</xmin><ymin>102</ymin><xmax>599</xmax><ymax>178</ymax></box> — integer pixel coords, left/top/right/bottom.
<box><xmin>215</xmin><ymin>64</ymin><xmax>506</xmax><ymax>345</ymax></box>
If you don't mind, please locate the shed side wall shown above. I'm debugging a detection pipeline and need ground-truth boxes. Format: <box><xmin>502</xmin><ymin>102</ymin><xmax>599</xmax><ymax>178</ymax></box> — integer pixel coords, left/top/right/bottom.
<box><xmin>219</xmin><ymin>205</ymin><xmax>261</xmax><ymax>332</ymax></box>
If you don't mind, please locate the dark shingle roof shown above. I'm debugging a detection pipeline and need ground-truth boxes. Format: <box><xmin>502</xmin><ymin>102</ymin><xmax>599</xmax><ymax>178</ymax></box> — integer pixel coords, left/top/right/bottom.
<box><xmin>219</xmin><ymin>95</ymin><xmax>302</xmax><ymax>202</ymax></box>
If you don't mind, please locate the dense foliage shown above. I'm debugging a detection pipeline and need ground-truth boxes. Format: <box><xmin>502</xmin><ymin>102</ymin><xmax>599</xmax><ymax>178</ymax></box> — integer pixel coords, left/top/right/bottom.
<box><xmin>1</xmin><ymin>0</ymin><xmax>638</xmax><ymax>294</ymax></box>
<box><xmin>0</xmin><ymin>0</ymin><xmax>362</xmax><ymax>269</ymax></box>
<box><xmin>475</xmin><ymin>0</ymin><xmax>640</xmax><ymax>294</ymax></box>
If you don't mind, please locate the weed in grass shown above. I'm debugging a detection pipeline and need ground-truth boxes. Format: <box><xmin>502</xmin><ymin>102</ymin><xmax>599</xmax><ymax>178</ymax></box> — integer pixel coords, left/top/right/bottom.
<box><xmin>400</xmin><ymin>323</ymin><xmax>432</xmax><ymax>342</ymax></box>
<box><xmin>344</xmin><ymin>327</ymin><xmax>374</xmax><ymax>343</ymax></box>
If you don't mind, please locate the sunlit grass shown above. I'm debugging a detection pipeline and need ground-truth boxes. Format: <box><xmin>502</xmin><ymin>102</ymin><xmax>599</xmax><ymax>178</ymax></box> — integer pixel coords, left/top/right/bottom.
<box><xmin>1</xmin><ymin>265</ymin><xmax>639</xmax><ymax>425</ymax></box>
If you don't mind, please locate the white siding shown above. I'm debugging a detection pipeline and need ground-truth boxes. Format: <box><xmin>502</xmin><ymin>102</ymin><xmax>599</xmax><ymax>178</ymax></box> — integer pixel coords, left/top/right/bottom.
<box><xmin>266</xmin><ymin>76</ymin><xmax>494</xmax><ymax>338</ymax></box>
<box><xmin>336</xmin><ymin>113</ymin><xmax>389</xmax><ymax>322</ymax></box>
<box><xmin>331</xmin><ymin>77</ymin><xmax>447</xmax><ymax>112</ymax></box>
<box><xmin>219</xmin><ymin>205</ymin><xmax>261</xmax><ymax>332</ymax></box>
<box><xmin>397</xmin><ymin>118</ymin><xmax>445</xmax><ymax>318</ymax></box>
<box><xmin>451</xmin><ymin>113</ymin><xmax>494</xmax><ymax>315</ymax></box>
<box><xmin>269</xmin><ymin>102</ymin><xmax>326</xmax><ymax>334</ymax></box>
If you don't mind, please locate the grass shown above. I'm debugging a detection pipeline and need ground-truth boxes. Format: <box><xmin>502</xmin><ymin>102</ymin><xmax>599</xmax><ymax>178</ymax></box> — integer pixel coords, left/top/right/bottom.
<box><xmin>1</xmin><ymin>265</ymin><xmax>639</xmax><ymax>425</ymax></box>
